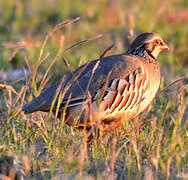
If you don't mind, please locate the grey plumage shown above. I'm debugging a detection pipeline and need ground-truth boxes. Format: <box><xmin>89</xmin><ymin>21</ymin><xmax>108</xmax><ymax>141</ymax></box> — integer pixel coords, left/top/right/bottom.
<box><xmin>22</xmin><ymin>54</ymin><xmax>139</xmax><ymax>113</ymax></box>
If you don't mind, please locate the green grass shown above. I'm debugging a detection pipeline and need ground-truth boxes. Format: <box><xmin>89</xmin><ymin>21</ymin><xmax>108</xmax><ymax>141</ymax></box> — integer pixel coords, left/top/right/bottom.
<box><xmin>0</xmin><ymin>0</ymin><xmax>187</xmax><ymax>179</ymax></box>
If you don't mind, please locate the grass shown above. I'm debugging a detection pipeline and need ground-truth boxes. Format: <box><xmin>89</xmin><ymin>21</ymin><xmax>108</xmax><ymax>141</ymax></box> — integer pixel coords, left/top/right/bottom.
<box><xmin>0</xmin><ymin>0</ymin><xmax>187</xmax><ymax>179</ymax></box>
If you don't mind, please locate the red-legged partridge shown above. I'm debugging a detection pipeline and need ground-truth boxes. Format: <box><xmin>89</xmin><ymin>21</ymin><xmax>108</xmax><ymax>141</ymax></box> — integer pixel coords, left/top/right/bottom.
<box><xmin>22</xmin><ymin>33</ymin><xmax>168</xmax><ymax>136</ymax></box>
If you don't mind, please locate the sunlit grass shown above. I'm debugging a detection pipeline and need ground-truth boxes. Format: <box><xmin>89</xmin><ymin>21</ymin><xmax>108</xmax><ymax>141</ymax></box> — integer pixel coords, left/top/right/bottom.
<box><xmin>0</xmin><ymin>0</ymin><xmax>187</xmax><ymax>179</ymax></box>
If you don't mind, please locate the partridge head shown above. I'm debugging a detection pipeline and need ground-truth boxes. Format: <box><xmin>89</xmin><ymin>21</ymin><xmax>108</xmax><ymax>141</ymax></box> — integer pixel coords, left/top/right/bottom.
<box><xmin>127</xmin><ymin>32</ymin><xmax>169</xmax><ymax>58</ymax></box>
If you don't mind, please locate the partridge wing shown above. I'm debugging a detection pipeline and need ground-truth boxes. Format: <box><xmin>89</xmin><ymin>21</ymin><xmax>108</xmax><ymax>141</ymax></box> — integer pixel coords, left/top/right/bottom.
<box><xmin>97</xmin><ymin>65</ymin><xmax>148</xmax><ymax>116</ymax></box>
<box><xmin>22</xmin><ymin>54</ymin><xmax>142</xmax><ymax>113</ymax></box>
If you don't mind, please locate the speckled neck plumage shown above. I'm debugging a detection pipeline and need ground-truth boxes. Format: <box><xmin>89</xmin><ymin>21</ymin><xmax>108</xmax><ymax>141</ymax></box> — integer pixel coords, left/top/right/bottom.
<box><xmin>127</xmin><ymin>46</ymin><xmax>160</xmax><ymax>79</ymax></box>
<box><xmin>127</xmin><ymin>46</ymin><xmax>146</xmax><ymax>57</ymax></box>
<box><xmin>127</xmin><ymin>45</ymin><xmax>158</xmax><ymax>60</ymax></box>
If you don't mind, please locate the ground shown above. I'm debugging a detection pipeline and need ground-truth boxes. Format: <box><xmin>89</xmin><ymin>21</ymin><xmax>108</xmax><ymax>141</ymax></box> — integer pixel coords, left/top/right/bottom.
<box><xmin>0</xmin><ymin>0</ymin><xmax>187</xmax><ymax>179</ymax></box>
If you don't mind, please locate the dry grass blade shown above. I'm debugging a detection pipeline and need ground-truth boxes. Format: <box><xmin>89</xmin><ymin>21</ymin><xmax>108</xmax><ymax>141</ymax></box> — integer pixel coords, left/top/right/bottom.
<box><xmin>31</xmin><ymin>52</ymin><xmax>50</xmax><ymax>88</ymax></box>
<box><xmin>48</xmin><ymin>77</ymin><xmax>65</xmax><ymax>118</ymax></box>
<box><xmin>62</xmin><ymin>56</ymin><xmax>71</xmax><ymax>69</ymax></box>
<box><xmin>36</xmin><ymin>17</ymin><xmax>80</xmax><ymax>87</ymax></box>
<box><xmin>13</xmin><ymin>87</ymin><xmax>25</xmax><ymax>108</ymax></box>
<box><xmin>64</xmin><ymin>34</ymin><xmax>104</xmax><ymax>52</ymax></box>
<box><xmin>2</xmin><ymin>41</ymin><xmax>40</xmax><ymax>49</ymax></box>
<box><xmin>138</xmin><ymin>119</ymin><xmax>154</xmax><ymax>131</ymax></box>
<box><xmin>58</xmin><ymin>93</ymin><xmax>72</xmax><ymax>122</ymax></box>
<box><xmin>48</xmin><ymin>61</ymin><xmax>91</xmax><ymax>119</ymax></box>
<box><xmin>131</xmin><ymin>131</ymin><xmax>141</xmax><ymax>173</ymax></box>
<box><xmin>85</xmin><ymin>60</ymin><xmax>100</xmax><ymax>95</ymax></box>
<box><xmin>99</xmin><ymin>44</ymin><xmax>115</xmax><ymax>58</ymax></box>
<box><xmin>55</xmin><ymin>83</ymin><xmax>68</xmax><ymax>118</ymax></box>
<box><xmin>7</xmin><ymin>49</ymin><xmax>19</xmax><ymax>62</ymax></box>
<box><xmin>175</xmin><ymin>84</ymin><xmax>188</xmax><ymax>98</ymax></box>
<box><xmin>52</xmin><ymin>17</ymin><xmax>80</xmax><ymax>33</ymax></box>
<box><xmin>62</xmin><ymin>56</ymin><xmax>85</xmax><ymax>95</ymax></box>
<box><xmin>32</xmin><ymin>52</ymin><xmax>50</xmax><ymax>74</ymax></box>
<box><xmin>156</xmin><ymin>77</ymin><xmax>186</xmax><ymax>97</ymax></box>
<box><xmin>38</xmin><ymin>38</ymin><xmax>64</xmax><ymax>93</ymax></box>
<box><xmin>66</xmin><ymin>61</ymin><xmax>91</xmax><ymax>91</ymax></box>
<box><xmin>100</xmin><ymin>71</ymin><xmax>112</xmax><ymax>102</ymax></box>
<box><xmin>24</xmin><ymin>56</ymin><xmax>32</xmax><ymax>73</ymax></box>
<box><xmin>62</xmin><ymin>34</ymin><xmax>104</xmax><ymax>97</ymax></box>
<box><xmin>88</xmin><ymin>91</ymin><xmax>92</xmax><ymax>116</ymax></box>
<box><xmin>38</xmin><ymin>76</ymin><xmax>51</xmax><ymax>94</ymax></box>
<box><xmin>38</xmin><ymin>17</ymin><xmax>80</xmax><ymax>60</ymax></box>
<box><xmin>0</xmin><ymin>84</ymin><xmax>18</xmax><ymax>95</ymax></box>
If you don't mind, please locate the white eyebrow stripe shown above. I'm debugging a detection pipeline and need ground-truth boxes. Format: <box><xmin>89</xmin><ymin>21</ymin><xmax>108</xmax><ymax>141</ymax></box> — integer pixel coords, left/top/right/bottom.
<box><xmin>145</xmin><ymin>37</ymin><xmax>163</xmax><ymax>43</ymax></box>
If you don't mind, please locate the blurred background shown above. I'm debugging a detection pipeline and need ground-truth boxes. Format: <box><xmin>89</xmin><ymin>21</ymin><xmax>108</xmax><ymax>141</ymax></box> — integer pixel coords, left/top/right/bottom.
<box><xmin>0</xmin><ymin>0</ymin><xmax>187</xmax><ymax>82</ymax></box>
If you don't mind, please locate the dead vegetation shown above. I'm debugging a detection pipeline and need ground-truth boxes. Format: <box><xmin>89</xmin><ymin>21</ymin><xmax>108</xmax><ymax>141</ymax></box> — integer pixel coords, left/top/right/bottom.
<box><xmin>0</xmin><ymin>1</ymin><xmax>188</xmax><ymax>179</ymax></box>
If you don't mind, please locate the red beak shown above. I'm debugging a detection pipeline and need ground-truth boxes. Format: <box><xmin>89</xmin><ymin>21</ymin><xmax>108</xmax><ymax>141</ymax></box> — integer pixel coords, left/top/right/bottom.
<box><xmin>161</xmin><ymin>43</ymin><xmax>169</xmax><ymax>50</ymax></box>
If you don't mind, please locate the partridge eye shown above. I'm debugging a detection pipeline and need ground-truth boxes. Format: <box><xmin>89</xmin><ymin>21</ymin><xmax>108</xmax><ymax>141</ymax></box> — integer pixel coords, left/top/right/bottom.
<box><xmin>154</xmin><ymin>39</ymin><xmax>161</xmax><ymax>45</ymax></box>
